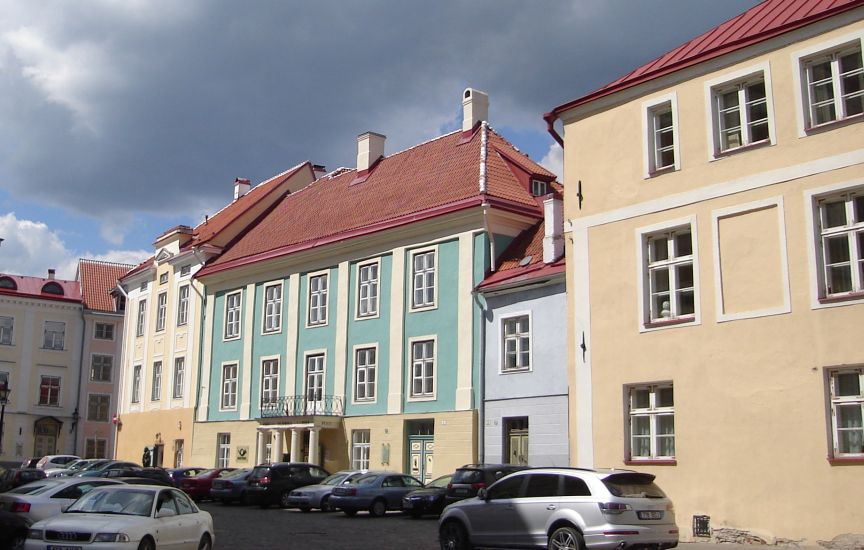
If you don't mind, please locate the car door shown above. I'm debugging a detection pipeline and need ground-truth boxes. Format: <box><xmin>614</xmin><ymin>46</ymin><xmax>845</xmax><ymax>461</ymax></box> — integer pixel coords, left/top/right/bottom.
<box><xmin>516</xmin><ymin>473</ymin><xmax>563</xmax><ymax>547</ymax></box>
<box><xmin>468</xmin><ymin>474</ymin><xmax>526</xmax><ymax>547</ymax></box>
<box><xmin>171</xmin><ymin>489</ymin><xmax>204</xmax><ymax>548</ymax></box>
<box><xmin>381</xmin><ymin>476</ymin><xmax>404</xmax><ymax>509</ymax></box>
<box><xmin>154</xmin><ymin>489</ymin><xmax>185</xmax><ymax>549</ymax></box>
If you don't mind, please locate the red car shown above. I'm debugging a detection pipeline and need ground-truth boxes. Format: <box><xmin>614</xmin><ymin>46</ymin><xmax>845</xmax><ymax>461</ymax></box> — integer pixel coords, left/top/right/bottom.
<box><xmin>179</xmin><ymin>468</ymin><xmax>236</xmax><ymax>501</ymax></box>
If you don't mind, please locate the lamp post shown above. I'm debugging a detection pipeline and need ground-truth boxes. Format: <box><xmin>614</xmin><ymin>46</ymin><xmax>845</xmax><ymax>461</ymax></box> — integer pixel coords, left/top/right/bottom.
<box><xmin>0</xmin><ymin>384</ymin><xmax>10</xmax><ymax>456</ymax></box>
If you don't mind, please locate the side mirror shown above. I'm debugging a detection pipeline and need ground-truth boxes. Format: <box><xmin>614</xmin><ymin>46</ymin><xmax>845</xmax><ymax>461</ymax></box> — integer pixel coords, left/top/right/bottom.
<box><xmin>156</xmin><ymin>508</ymin><xmax>177</xmax><ymax>518</ymax></box>
<box><xmin>477</xmin><ymin>488</ymin><xmax>489</xmax><ymax>500</ymax></box>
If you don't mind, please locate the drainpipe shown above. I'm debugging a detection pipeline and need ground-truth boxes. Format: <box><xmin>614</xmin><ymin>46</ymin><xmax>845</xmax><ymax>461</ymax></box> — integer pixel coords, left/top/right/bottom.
<box><xmin>472</xmin><ymin>289</ymin><xmax>487</xmax><ymax>464</ymax></box>
<box><xmin>543</xmin><ymin>112</ymin><xmax>564</xmax><ymax>147</ymax></box>
<box><xmin>74</xmin><ymin>305</ymin><xmax>87</xmax><ymax>455</ymax></box>
<box><xmin>112</xmin><ymin>282</ymin><xmax>130</xmax><ymax>459</ymax></box>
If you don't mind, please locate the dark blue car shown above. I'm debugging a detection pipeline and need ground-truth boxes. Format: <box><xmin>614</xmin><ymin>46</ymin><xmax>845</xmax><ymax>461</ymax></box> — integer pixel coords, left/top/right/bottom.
<box><xmin>209</xmin><ymin>468</ymin><xmax>252</xmax><ymax>504</ymax></box>
<box><xmin>330</xmin><ymin>471</ymin><xmax>424</xmax><ymax>517</ymax></box>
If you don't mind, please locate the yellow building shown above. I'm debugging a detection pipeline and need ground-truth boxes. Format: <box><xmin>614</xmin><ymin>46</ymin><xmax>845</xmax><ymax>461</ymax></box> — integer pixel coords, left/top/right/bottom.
<box><xmin>546</xmin><ymin>0</ymin><xmax>863</xmax><ymax>544</ymax></box>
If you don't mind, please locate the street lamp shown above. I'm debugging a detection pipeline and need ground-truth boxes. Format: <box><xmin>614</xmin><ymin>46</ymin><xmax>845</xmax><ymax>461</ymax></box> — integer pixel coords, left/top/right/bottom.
<box><xmin>0</xmin><ymin>384</ymin><xmax>10</xmax><ymax>456</ymax></box>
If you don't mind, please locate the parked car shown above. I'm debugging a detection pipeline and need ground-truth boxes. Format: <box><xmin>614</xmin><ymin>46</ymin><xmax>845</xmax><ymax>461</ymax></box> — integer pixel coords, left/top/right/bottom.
<box><xmin>330</xmin><ymin>471</ymin><xmax>424</xmax><ymax>517</ymax></box>
<box><xmin>75</xmin><ymin>460</ymin><xmax>140</xmax><ymax>478</ymax></box>
<box><xmin>178</xmin><ymin>468</ymin><xmax>235</xmax><ymax>501</ymax></box>
<box><xmin>113</xmin><ymin>477</ymin><xmax>174</xmax><ymax>487</ymax></box>
<box><xmin>34</xmin><ymin>455</ymin><xmax>79</xmax><ymax>471</ymax></box>
<box><xmin>444</xmin><ymin>463</ymin><xmax>528</xmax><ymax>506</ymax></box>
<box><xmin>167</xmin><ymin>466</ymin><xmax>209</xmax><ymax>487</ymax></box>
<box><xmin>44</xmin><ymin>458</ymin><xmax>101</xmax><ymax>478</ymax></box>
<box><xmin>246</xmin><ymin>462</ymin><xmax>329</xmax><ymax>508</ymax></box>
<box><xmin>101</xmin><ymin>467</ymin><xmax>173</xmax><ymax>486</ymax></box>
<box><xmin>24</xmin><ymin>485</ymin><xmax>215</xmax><ymax>550</ymax></box>
<box><xmin>0</xmin><ymin>477</ymin><xmax>122</xmax><ymax>525</ymax></box>
<box><xmin>0</xmin><ymin>510</ymin><xmax>29</xmax><ymax>550</ymax></box>
<box><xmin>286</xmin><ymin>470</ymin><xmax>366</xmax><ymax>512</ymax></box>
<box><xmin>438</xmin><ymin>467</ymin><xmax>679</xmax><ymax>550</ymax></box>
<box><xmin>18</xmin><ymin>459</ymin><xmax>40</xmax><ymax>469</ymax></box>
<box><xmin>209</xmin><ymin>468</ymin><xmax>252</xmax><ymax>505</ymax></box>
<box><xmin>0</xmin><ymin>469</ymin><xmax>46</xmax><ymax>493</ymax></box>
<box><xmin>402</xmin><ymin>473</ymin><xmax>453</xmax><ymax>517</ymax></box>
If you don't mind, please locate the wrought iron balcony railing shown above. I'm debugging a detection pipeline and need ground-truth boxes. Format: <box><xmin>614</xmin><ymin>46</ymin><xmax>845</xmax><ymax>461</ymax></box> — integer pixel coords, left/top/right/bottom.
<box><xmin>260</xmin><ymin>395</ymin><xmax>344</xmax><ymax>418</ymax></box>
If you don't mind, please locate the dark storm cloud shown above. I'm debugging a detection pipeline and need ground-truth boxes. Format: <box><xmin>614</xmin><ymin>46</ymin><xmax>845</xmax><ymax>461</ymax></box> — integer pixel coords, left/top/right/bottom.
<box><xmin>0</xmin><ymin>0</ymin><xmax>759</xmax><ymax>224</ymax></box>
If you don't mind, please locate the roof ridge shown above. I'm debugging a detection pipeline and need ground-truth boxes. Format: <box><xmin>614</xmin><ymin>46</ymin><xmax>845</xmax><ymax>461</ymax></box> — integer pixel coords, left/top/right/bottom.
<box><xmin>78</xmin><ymin>258</ymin><xmax>136</xmax><ymax>269</ymax></box>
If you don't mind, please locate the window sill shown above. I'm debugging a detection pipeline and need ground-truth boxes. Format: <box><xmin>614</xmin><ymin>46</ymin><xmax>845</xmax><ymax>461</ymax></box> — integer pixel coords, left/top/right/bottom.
<box><xmin>819</xmin><ymin>291</ymin><xmax>864</xmax><ymax>305</ymax></box>
<box><xmin>500</xmin><ymin>368</ymin><xmax>532</xmax><ymax>375</ymax></box>
<box><xmin>625</xmin><ymin>459</ymin><xmax>677</xmax><ymax>466</ymax></box>
<box><xmin>643</xmin><ymin>316</ymin><xmax>695</xmax><ymax>329</ymax></box>
<box><xmin>712</xmin><ymin>139</ymin><xmax>771</xmax><ymax>159</ymax></box>
<box><xmin>827</xmin><ymin>456</ymin><xmax>864</xmax><ymax>465</ymax></box>
<box><xmin>646</xmin><ymin>166</ymin><xmax>676</xmax><ymax>179</ymax></box>
<box><xmin>805</xmin><ymin>113</ymin><xmax>863</xmax><ymax>135</ymax></box>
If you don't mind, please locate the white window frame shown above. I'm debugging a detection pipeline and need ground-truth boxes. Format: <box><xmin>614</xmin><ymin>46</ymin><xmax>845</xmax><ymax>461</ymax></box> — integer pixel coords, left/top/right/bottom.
<box><xmin>151</xmin><ymin>361</ymin><xmax>162</xmax><ymax>401</ymax></box>
<box><xmin>303</xmin><ymin>351</ymin><xmax>327</xmax><ymax>413</ymax></box>
<box><xmin>792</xmin><ymin>31</ymin><xmax>864</xmax><ymax>135</ymax></box>
<box><xmin>223</xmin><ymin>291</ymin><xmax>242</xmax><ymax>340</ymax></box>
<box><xmin>176</xmin><ymin>285</ymin><xmax>190</xmax><ymax>327</ymax></box>
<box><xmin>635</xmin><ymin>216</ymin><xmax>701</xmax><ymax>332</ymax></box>
<box><xmin>220</xmin><ymin>362</ymin><xmax>238</xmax><ymax>411</ymax></box>
<box><xmin>155</xmin><ymin>291</ymin><xmax>168</xmax><ymax>333</ymax></box>
<box><xmin>172</xmin><ymin>357</ymin><xmax>185</xmax><ymax>399</ymax></box>
<box><xmin>179</xmin><ymin>264</ymin><xmax>192</xmax><ymax>277</ymax></box>
<box><xmin>352</xmin><ymin>344</ymin><xmax>378</xmax><ymax>403</ymax></box>
<box><xmin>642</xmin><ymin>93</ymin><xmax>680</xmax><ymax>178</ymax></box>
<box><xmin>408</xmin><ymin>336</ymin><xmax>436</xmax><ymax>401</ymax></box>
<box><xmin>355</xmin><ymin>260</ymin><xmax>380</xmax><ymax>319</ymax></box>
<box><xmin>804</xmin><ymin>180</ymin><xmax>864</xmax><ymax>309</ymax></box>
<box><xmin>827</xmin><ymin>367</ymin><xmax>864</xmax><ymax>458</ymax></box>
<box><xmin>262</xmin><ymin>281</ymin><xmax>283</xmax><ymax>334</ymax></box>
<box><xmin>90</xmin><ymin>354</ymin><xmax>113</xmax><ymax>382</ymax></box>
<box><xmin>351</xmin><ymin>429</ymin><xmax>371</xmax><ymax>471</ymax></box>
<box><xmin>132</xmin><ymin>365</ymin><xmax>142</xmax><ymax>403</ymax></box>
<box><xmin>306</xmin><ymin>271</ymin><xmax>329</xmax><ymax>327</ymax></box>
<box><xmin>217</xmin><ymin>433</ymin><xmax>231</xmax><ymax>468</ymax></box>
<box><xmin>626</xmin><ymin>383</ymin><xmax>675</xmax><ymax>461</ymax></box>
<box><xmin>0</xmin><ymin>316</ymin><xmax>13</xmax><ymax>346</ymax></box>
<box><xmin>531</xmin><ymin>179</ymin><xmax>549</xmax><ymax>197</ymax></box>
<box><xmin>94</xmin><ymin>322</ymin><xmax>114</xmax><ymax>341</ymax></box>
<box><xmin>87</xmin><ymin>393</ymin><xmax>111</xmax><ymax>422</ymax></box>
<box><xmin>500</xmin><ymin>312</ymin><xmax>532</xmax><ymax>373</ymax></box>
<box><xmin>704</xmin><ymin>62</ymin><xmax>776</xmax><ymax>159</ymax></box>
<box><xmin>136</xmin><ymin>299</ymin><xmax>147</xmax><ymax>337</ymax></box>
<box><xmin>260</xmin><ymin>356</ymin><xmax>280</xmax><ymax>406</ymax></box>
<box><xmin>42</xmin><ymin>321</ymin><xmax>65</xmax><ymax>350</ymax></box>
<box><xmin>38</xmin><ymin>375</ymin><xmax>61</xmax><ymax>407</ymax></box>
<box><xmin>159</xmin><ymin>272</ymin><xmax>169</xmax><ymax>285</ymax></box>
<box><xmin>409</xmin><ymin>247</ymin><xmax>438</xmax><ymax>311</ymax></box>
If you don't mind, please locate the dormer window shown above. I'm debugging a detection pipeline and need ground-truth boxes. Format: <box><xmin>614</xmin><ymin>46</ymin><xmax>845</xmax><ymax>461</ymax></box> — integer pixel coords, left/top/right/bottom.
<box><xmin>531</xmin><ymin>179</ymin><xmax>549</xmax><ymax>197</ymax></box>
<box><xmin>41</xmin><ymin>282</ymin><xmax>64</xmax><ymax>295</ymax></box>
<box><xmin>159</xmin><ymin>273</ymin><xmax>168</xmax><ymax>285</ymax></box>
<box><xmin>0</xmin><ymin>277</ymin><xmax>16</xmax><ymax>290</ymax></box>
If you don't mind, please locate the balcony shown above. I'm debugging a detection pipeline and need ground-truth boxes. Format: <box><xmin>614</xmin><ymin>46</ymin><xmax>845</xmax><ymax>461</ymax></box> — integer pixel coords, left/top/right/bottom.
<box><xmin>259</xmin><ymin>395</ymin><xmax>344</xmax><ymax>419</ymax></box>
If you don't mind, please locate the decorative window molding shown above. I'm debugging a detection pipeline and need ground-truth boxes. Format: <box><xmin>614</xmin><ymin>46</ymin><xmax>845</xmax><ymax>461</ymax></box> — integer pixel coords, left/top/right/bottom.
<box><xmin>90</xmin><ymin>354</ymin><xmax>113</xmax><ymax>382</ymax></box>
<box><xmin>42</xmin><ymin>321</ymin><xmax>65</xmax><ymax>350</ymax></box>
<box><xmin>827</xmin><ymin>367</ymin><xmax>864</xmax><ymax>459</ymax></box>
<box><xmin>409</xmin><ymin>247</ymin><xmax>438</xmax><ymax>312</ymax></box>
<box><xmin>131</xmin><ymin>365</ymin><xmax>142</xmax><ymax>403</ymax></box>
<box><xmin>642</xmin><ymin>93</ymin><xmax>680</xmax><ymax>178</ymax></box>
<box><xmin>159</xmin><ymin>272</ymin><xmax>169</xmax><ymax>285</ymax></box>
<box><xmin>136</xmin><ymin>299</ymin><xmax>147</xmax><ymax>337</ymax></box>
<box><xmin>262</xmin><ymin>281</ymin><xmax>283</xmax><ymax>334</ymax></box>
<box><xmin>356</xmin><ymin>260</ymin><xmax>380</xmax><ymax>319</ymax></box>
<box><xmin>172</xmin><ymin>357</ymin><xmax>185</xmax><ymax>399</ymax></box>
<box><xmin>260</xmin><ymin>356</ymin><xmax>280</xmax><ymax>406</ymax></box>
<box><xmin>353</xmin><ymin>345</ymin><xmax>378</xmax><ymax>403</ymax></box>
<box><xmin>176</xmin><ymin>285</ymin><xmax>190</xmax><ymax>327</ymax></box>
<box><xmin>500</xmin><ymin>312</ymin><xmax>532</xmax><ymax>373</ymax></box>
<box><xmin>306</xmin><ymin>271</ymin><xmax>329</xmax><ymax>327</ymax></box>
<box><xmin>408</xmin><ymin>336</ymin><xmax>436</xmax><ymax>401</ymax></box>
<box><xmin>223</xmin><ymin>291</ymin><xmax>242</xmax><ymax>340</ymax></box>
<box><xmin>155</xmin><ymin>292</ymin><xmax>167</xmax><ymax>333</ymax></box>
<box><xmin>220</xmin><ymin>363</ymin><xmax>238</xmax><ymax>411</ymax></box>
<box><xmin>625</xmin><ymin>382</ymin><xmax>675</xmax><ymax>461</ymax></box>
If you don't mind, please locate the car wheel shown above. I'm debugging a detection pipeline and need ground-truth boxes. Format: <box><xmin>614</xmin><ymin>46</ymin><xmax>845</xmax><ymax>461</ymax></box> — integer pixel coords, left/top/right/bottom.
<box><xmin>549</xmin><ymin>526</ymin><xmax>585</xmax><ymax>550</ymax></box>
<box><xmin>342</xmin><ymin>508</ymin><xmax>357</xmax><ymax>516</ymax></box>
<box><xmin>137</xmin><ymin>536</ymin><xmax>156</xmax><ymax>550</ymax></box>
<box><xmin>439</xmin><ymin>520</ymin><xmax>472</xmax><ymax>550</ymax></box>
<box><xmin>369</xmin><ymin>498</ymin><xmax>387</xmax><ymax>517</ymax></box>
<box><xmin>279</xmin><ymin>490</ymin><xmax>292</xmax><ymax>508</ymax></box>
<box><xmin>11</xmin><ymin>533</ymin><xmax>26</xmax><ymax>550</ymax></box>
<box><xmin>197</xmin><ymin>534</ymin><xmax>213</xmax><ymax>550</ymax></box>
<box><xmin>299</xmin><ymin>505</ymin><xmax>311</xmax><ymax>513</ymax></box>
<box><xmin>319</xmin><ymin>495</ymin><xmax>332</xmax><ymax>513</ymax></box>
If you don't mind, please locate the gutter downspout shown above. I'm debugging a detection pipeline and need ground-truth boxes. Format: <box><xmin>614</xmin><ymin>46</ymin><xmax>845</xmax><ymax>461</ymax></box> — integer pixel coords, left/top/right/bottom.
<box><xmin>190</xmin><ymin>247</ymin><xmax>209</xmax><ymax>428</ymax></box>
<box><xmin>472</xmin><ymin>288</ymin><xmax>487</xmax><ymax>465</ymax></box>
<box><xmin>73</xmin><ymin>306</ymin><xmax>87</xmax><ymax>455</ymax></box>
<box><xmin>543</xmin><ymin>112</ymin><xmax>564</xmax><ymax>147</ymax></box>
<box><xmin>112</xmin><ymin>281</ymin><xmax>130</xmax><ymax>459</ymax></box>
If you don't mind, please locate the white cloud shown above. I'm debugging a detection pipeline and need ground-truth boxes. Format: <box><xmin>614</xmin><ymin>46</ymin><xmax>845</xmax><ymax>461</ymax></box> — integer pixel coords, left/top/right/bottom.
<box><xmin>0</xmin><ymin>212</ymin><xmax>148</xmax><ymax>279</ymax></box>
<box><xmin>540</xmin><ymin>143</ymin><xmax>563</xmax><ymax>181</ymax></box>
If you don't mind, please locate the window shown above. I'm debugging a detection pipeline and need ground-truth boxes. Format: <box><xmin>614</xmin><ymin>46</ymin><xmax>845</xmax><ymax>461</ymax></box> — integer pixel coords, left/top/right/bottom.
<box><xmin>411</xmin><ymin>250</ymin><xmax>436</xmax><ymax>309</ymax></box>
<box><xmin>42</xmin><ymin>282</ymin><xmax>64</xmax><ymax>295</ymax></box>
<box><xmin>263</xmin><ymin>283</ymin><xmax>282</xmax><ymax>333</ymax></box>
<box><xmin>174</xmin><ymin>439</ymin><xmax>184</xmax><ymax>468</ymax></box>
<box><xmin>87</xmin><ymin>394</ymin><xmax>110</xmax><ymax>422</ymax></box>
<box><xmin>151</xmin><ymin>361</ymin><xmax>162</xmax><ymax>401</ymax></box>
<box><xmin>644</xmin><ymin>97</ymin><xmax>678</xmax><ymax>175</ymax></box>
<box><xmin>352</xmin><ymin>430</ymin><xmax>370</xmax><ymax>470</ymax></box>
<box><xmin>224</xmin><ymin>292</ymin><xmax>241</xmax><ymax>339</ymax></box>
<box><xmin>43</xmin><ymin>321</ymin><xmax>65</xmax><ymax>350</ymax></box>
<box><xmin>628</xmin><ymin>384</ymin><xmax>675</xmax><ymax>460</ymax></box>
<box><xmin>502</xmin><ymin>315</ymin><xmax>530</xmax><ymax>372</ymax></box>
<box><xmin>39</xmin><ymin>376</ymin><xmax>61</xmax><ymax>406</ymax></box>
<box><xmin>815</xmin><ymin>190</ymin><xmax>864</xmax><ymax>297</ymax></box>
<box><xmin>172</xmin><ymin>357</ymin><xmax>185</xmax><ymax>399</ymax></box>
<box><xmin>94</xmin><ymin>322</ymin><xmax>114</xmax><ymax>340</ymax></box>
<box><xmin>0</xmin><ymin>277</ymin><xmax>16</xmax><ymax>290</ymax></box>
<box><xmin>217</xmin><ymin>433</ymin><xmax>231</xmax><ymax>468</ymax></box>
<box><xmin>0</xmin><ymin>316</ymin><xmax>12</xmax><ymax>345</ymax></box>
<box><xmin>90</xmin><ymin>354</ymin><xmax>113</xmax><ymax>382</ymax></box>
<box><xmin>180</xmin><ymin>265</ymin><xmax>191</xmax><ymax>277</ymax></box>
<box><xmin>711</xmin><ymin>74</ymin><xmax>770</xmax><ymax>154</ymax></box>
<box><xmin>155</xmin><ymin>292</ymin><xmax>167</xmax><ymax>332</ymax></box>
<box><xmin>136</xmin><ymin>299</ymin><xmax>147</xmax><ymax>337</ymax></box>
<box><xmin>176</xmin><ymin>285</ymin><xmax>189</xmax><ymax>326</ymax></box>
<box><xmin>85</xmin><ymin>438</ymin><xmax>107</xmax><ymax>459</ymax></box>
<box><xmin>221</xmin><ymin>363</ymin><xmax>238</xmax><ymax>409</ymax></box>
<box><xmin>829</xmin><ymin>368</ymin><xmax>863</xmax><ymax>457</ymax></box>
<box><xmin>132</xmin><ymin>365</ymin><xmax>142</xmax><ymax>403</ymax></box>
<box><xmin>159</xmin><ymin>272</ymin><xmax>168</xmax><ymax>285</ymax></box>
<box><xmin>643</xmin><ymin>226</ymin><xmax>696</xmax><ymax>324</ymax></box>
<box><xmin>261</xmin><ymin>358</ymin><xmax>279</xmax><ymax>406</ymax></box>
<box><xmin>357</xmin><ymin>262</ymin><xmax>379</xmax><ymax>317</ymax></box>
<box><xmin>355</xmin><ymin>347</ymin><xmax>376</xmax><ymax>401</ymax></box>
<box><xmin>531</xmin><ymin>179</ymin><xmax>549</xmax><ymax>197</ymax></box>
<box><xmin>115</xmin><ymin>294</ymin><xmax>126</xmax><ymax>313</ymax></box>
<box><xmin>410</xmin><ymin>339</ymin><xmax>435</xmax><ymax>398</ymax></box>
<box><xmin>308</xmin><ymin>274</ymin><xmax>328</xmax><ymax>326</ymax></box>
<box><xmin>802</xmin><ymin>43</ymin><xmax>863</xmax><ymax>128</ymax></box>
<box><xmin>140</xmin><ymin>281</ymin><xmax>148</xmax><ymax>292</ymax></box>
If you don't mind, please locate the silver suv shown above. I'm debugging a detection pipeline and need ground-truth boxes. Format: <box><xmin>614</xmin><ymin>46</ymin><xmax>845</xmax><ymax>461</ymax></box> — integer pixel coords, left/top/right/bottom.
<box><xmin>438</xmin><ymin>468</ymin><xmax>678</xmax><ymax>550</ymax></box>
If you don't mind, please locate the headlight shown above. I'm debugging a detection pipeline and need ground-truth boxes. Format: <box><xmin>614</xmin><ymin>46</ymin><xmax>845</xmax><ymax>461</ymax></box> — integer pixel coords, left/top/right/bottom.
<box><xmin>93</xmin><ymin>533</ymin><xmax>130</xmax><ymax>542</ymax></box>
<box><xmin>27</xmin><ymin>529</ymin><xmax>44</xmax><ymax>540</ymax></box>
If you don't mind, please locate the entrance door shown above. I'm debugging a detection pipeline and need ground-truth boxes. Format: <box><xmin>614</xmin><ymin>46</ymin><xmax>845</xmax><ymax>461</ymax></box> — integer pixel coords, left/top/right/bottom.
<box><xmin>505</xmin><ymin>417</ymin><xmax>529</xmax><ymax>465</ymax></box>
<box><xmin>34</xmin><ymin>435</ymin><xmax>56</xmax><ymax>457</ymax></box>
<box><xmin>407</xmin><ymin>421</ymin><xmax>434</xmax><ymax>483</ymax></box>
<box><xmin>305</xmin><ymin>355</ymin><xmax>325</xmax><ymax>414</ymax></box>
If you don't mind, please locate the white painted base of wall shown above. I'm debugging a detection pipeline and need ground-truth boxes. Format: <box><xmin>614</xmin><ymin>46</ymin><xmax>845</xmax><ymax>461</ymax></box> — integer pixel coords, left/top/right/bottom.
<box><xmin>483</xmin><ymin>395</ymin><xmax>569</xmax><ymax>466</ymax></box>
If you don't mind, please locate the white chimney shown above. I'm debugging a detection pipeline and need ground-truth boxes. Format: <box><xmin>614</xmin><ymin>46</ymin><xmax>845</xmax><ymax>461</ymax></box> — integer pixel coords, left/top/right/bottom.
<box><xmin>462</xmin><ymin>88</ymin><xmax>489</xmax><ymax>132</ymax></box>
<box><xmin>543</xmin><ymin>195</ymin><xmax>564</xmax><ymax>264</ymax></box>
<box><xmin>47</xmin><ymin>268</ymin><xmax>56</xmax><ymax>280</ymax></box>
<box><xmin>234</xmin><ymin>178</ymin><xmax>251</xmax><ymax>201</ymax></box>
<box><xmin>357</xmin><ymin>132</ymin><xmax>386</xmax><ymax>172</ymax></box>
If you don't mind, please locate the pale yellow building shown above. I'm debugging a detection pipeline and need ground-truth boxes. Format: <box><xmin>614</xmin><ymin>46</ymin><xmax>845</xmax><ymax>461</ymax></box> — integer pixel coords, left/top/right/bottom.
<box><xmin>546</xmin><ymin>0</ymin><xmax>863</xmax><ymax>544</ymax></box>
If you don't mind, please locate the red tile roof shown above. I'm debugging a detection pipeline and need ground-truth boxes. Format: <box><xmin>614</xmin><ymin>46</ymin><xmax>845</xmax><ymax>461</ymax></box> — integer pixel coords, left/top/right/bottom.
<box><xmin>476</xmin><ymin>220</ymin><xmax>565</xmax><ymax>291</ymax></box>
<box><xmin>0</xmin><ymin>273</ymin><xmax>81</xmax><ymax>303</ymax></box>
<box><xmin>200</xmin><ymin>126</ymin><xmax>557</xmax><ymax>275</ymax></box>
<box><xmin>77</xmin><ymin>259</ymin><xmax>134</xmax><ymax>312</ymax></box>
<box><xmin>548</xmin><ymin>0</ymin><xmax>864</xmax><ymax>117</ymax></box>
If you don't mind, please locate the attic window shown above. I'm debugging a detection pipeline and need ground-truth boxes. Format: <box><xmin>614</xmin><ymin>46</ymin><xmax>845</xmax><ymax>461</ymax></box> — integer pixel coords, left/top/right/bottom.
<box><xmin>0</xmin><ymin>277</ymin><xmax>16</xmax><ymax>290</ymax></box>
<box><xmin>180</xmin><ymin>265</ymin><xmax>191</xmax><ymax>277</ymax></box>
<box><xmin>159</xmin><ymin>273</ymin><xmax>168</xmax><ymax>285</ymax></box>
<box><xmin>42</xmin><ymin>282</ymin><xmax>64</xmax><ymax>295</ymax></box>
<box><xmin>531</xmin><ymin>180</ymin><xmax>549</xmax><ymax>197</ymax></box>
<box><xmin>140</xmin><ymin>281</ymin><xmax>148</xmax><ymax>291</ymax></box>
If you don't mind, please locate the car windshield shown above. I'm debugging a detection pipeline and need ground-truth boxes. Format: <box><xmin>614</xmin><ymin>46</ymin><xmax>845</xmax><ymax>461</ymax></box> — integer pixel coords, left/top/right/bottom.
<box><xmin>427</xmin><ymin>475</ymin><xmax>452</xmax><ymax>488</ymax></box>
<box><xmin>451</xmin><ymin>470</ymin><xmax>482</xmax><ymax>484</ymax></box>
<box><xmin>66</xmin><ymin>460</ymin><xmax>88</xmax><ymax>471</ymax></box>
<box><xmin>603</xmin><ymin>474</ymin><xmax>666</xmax><ymax>498</ymax></box>
<box><xmin>67</xmin><ymin>489</ymin><xmax>155</xmax><ymax>516</ymax></box>
<box><xmin>322</xmin><ymin>473</ymin><xmax>351</xmax><ymax>486</ymax></box>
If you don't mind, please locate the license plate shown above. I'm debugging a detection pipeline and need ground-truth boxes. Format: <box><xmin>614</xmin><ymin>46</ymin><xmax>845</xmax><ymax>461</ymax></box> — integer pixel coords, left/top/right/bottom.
<box><xmin>48</xmin><ymin>546</ymin><xmax>83</xmax><ymax>550</ymax></box>
<box><xmin>638</xmin><ymin>510</ymin><xmax>664</xmax><ymax>520</ymax></box>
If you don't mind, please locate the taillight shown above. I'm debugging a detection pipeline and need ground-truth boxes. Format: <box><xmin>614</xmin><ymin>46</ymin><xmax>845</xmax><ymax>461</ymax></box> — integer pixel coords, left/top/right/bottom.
<box><xmin>599</xmin><ymin>502</ymin><xmax>631</xmax><ymax>514</ymax></box>
<box><xmin>11</xmin><ymin>502</ymin><xmax>31</xmax><ymax>513</ymax></box>
<box><xmin>446</xmin><ymin>483</ymin><xmax>453</xmax><ymax>490</ymax></box>
<box><xmin>343</xmin><ymin>487</ymin><xmax>357</xmax><ymax>496</ymax></box>
<box><xmin>259</xmin><ymin>476</ymin><xmax>271</xmax><ymax>485</ymax></box>
<box><xmin>470</xmin><ymin>482</ymin><xmax>486</xmax><ymax>491</ymax></box>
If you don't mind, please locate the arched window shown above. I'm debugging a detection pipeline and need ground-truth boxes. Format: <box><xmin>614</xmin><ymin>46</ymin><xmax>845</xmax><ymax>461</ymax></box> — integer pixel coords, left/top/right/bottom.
<box><xmin>0</xmin><ymin>277</ymin><xmax>16</xmax><ymax>290</ymax></box>
<box><xmin>42</xmin><ymin>282</ymin><xmax>64</xmax><ymax>295</ymax></box>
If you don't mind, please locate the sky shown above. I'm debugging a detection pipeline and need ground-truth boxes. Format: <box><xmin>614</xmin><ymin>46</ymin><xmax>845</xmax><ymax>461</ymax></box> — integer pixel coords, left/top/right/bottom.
<box><xmin>0</xmin><ymin>0</ymin><xmax>761</xmax><ymax>279</ymax></box>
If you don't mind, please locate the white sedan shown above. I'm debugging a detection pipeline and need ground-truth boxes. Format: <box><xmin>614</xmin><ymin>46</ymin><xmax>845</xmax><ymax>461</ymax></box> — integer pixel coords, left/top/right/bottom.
<box><xmin>0</xmin><ymin>477</ymin><xmax>122</xmax><ymax>524</ymax></box>
<box><xmin>25</xmin><ymin>485</ymin><xmax>214</xmax><ymax>550</ymax></box>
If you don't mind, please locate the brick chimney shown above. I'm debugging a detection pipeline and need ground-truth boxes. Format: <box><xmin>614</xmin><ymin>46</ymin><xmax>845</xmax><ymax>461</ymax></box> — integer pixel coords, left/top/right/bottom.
<box><xmin>357</xmin><ymin>132</ymin><xmax>386</xmax><ymax>172</ymax></box>
<box><xmin>234</xmin><ymin>178</ymin><xmax>251</xmax><ymax>201</ymax></box>
<box><xmin>462</xmin><ymin>88</ymin><xmax>489</xmax><ymax>132</ymax></box>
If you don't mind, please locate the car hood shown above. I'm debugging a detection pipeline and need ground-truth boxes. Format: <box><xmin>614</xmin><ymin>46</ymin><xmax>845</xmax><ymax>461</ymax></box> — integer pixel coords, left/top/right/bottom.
<box><xmin>292</xmin><ymin>483</ymin><xmax>332</xmax><ymax>493</ymax></box>
<box><xmin>34</xmin><ymin>513</ymin><xmax>154</xmax><ymax>533</ymax></box>
<box><xmin>405</xmin><ymin>487</ymin><xmax>445</xmax><ymax>497</ymax></box>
